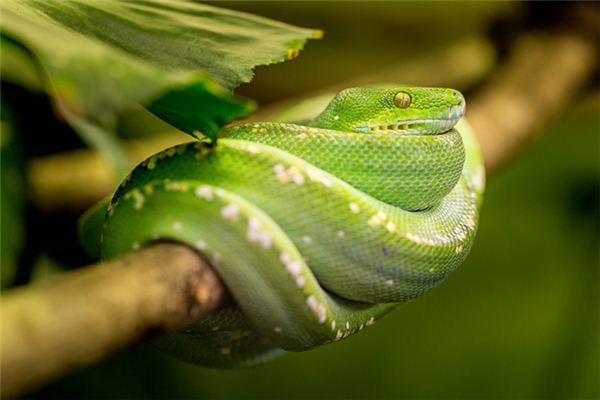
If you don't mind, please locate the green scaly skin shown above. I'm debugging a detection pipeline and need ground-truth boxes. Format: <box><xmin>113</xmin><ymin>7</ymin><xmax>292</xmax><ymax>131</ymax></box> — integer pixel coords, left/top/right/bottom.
<box><xmin>81</xmin><ymin>87</ymin><xmax>485</xmax><ymax>368</ymax></box>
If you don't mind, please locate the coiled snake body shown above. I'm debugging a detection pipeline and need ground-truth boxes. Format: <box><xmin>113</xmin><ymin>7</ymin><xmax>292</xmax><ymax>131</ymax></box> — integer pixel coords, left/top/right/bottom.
<box><xmin>82</xmin><ymin>87</ymin><xmax>485</xmax><ymax>367</ymax></box>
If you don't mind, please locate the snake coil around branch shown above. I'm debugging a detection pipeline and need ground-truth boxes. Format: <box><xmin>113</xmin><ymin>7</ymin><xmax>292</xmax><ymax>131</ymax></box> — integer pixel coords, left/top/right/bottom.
<box><xmin>80</xmin><ymin>86</ymin><xmax>485</xmax><ymax>367</ymax></box>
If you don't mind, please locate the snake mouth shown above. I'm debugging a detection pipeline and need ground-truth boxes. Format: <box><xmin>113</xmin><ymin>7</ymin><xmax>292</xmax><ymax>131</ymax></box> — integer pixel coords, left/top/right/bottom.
<box><xmin>368</xmin><ymin>118</ymin><xmax>456</xmax><ymax>134</ymax></box>
<box><xmin>361</xmin><ymin>104</ymin><xmax>465</xmax><ymax>135</ymax></box>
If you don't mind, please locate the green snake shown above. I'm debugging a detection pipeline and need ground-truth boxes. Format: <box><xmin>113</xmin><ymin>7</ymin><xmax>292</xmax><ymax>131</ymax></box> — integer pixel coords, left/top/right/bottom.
<box><xmin>80</xmin><ymin>86</ymin><xmax>485</xmax><ymax>368</ymax></box>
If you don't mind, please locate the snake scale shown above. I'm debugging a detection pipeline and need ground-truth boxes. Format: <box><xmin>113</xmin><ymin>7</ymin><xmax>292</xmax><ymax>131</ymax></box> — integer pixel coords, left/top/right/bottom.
<box><xmin>80</xmin><ymin>86</ymin><xmax>485</xmax><ymax>367</ymax></box>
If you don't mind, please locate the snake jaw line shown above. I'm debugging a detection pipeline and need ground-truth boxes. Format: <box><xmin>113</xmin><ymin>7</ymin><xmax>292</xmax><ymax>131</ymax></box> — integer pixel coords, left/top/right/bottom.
<box><xmin>368</xmin><ymin>115</ymin><xmax>461</xmax><ymax>135</ymax></box>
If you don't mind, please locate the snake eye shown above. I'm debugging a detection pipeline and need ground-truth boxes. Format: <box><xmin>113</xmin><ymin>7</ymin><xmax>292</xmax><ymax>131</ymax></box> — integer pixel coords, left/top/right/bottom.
<box><xmin>394</xmin><ymin>92</ymin><xmax>412</xmax><ymax>108</ymax></box>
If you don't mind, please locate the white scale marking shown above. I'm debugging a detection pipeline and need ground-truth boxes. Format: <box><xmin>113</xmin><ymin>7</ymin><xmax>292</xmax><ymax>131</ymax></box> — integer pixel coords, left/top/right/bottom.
<box><xmin>247</xmin><ymin>217</ymin><xmax>273</xmax><ymax>249</ymax></box>
<box><xmin>274</xmin><ymin>164</ymin><xmax>305</xmax><ymax>185</ymax></box>
<box><xmin>164</xmin><ymin>182</ymin><xmax>188</xmax><ymax>192</ymax></box>
<box><xmin>132</xmin><ymin>190</ymin><xmax>145</xmax><ymax>210</ymax></box>
<box><xmin>195</xmin><ymin>186</ymin><xmax>213</xmax><ymax>200</ymax></box>
<box><xmin>281</xmin><ymin>252</ymin><xmax>306</xmax><ymax>288</ymax></box>
<box><xmin>368</xmin><ymin>215</ymin><xmax>383</xmax><ymax>227</ymax></box>
<box><xmin>385</xmin><ymin>221</ymin><xmax>397</xmax><ymax>233</ymax></box>
<box><xmin>221</xmin><ymin>204</ymin><xmax>240</xmax><ymax>220</ymax></box>
<box><xmin>286</xmin><ymin>259</ymin><xmax>302</xmax><ymax>275</ymax></box>
<box><xmin>306</xmin><ymin>295</ymin><xmax>327</xmax><ymax>324</ymax></box>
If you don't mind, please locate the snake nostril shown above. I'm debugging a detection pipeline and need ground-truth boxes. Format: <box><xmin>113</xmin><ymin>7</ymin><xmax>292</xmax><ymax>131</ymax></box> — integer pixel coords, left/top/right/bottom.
<box><xmin>456</xmin><ymin>93</ymin><xmax>466</xmax><ymax>106</ymax></box>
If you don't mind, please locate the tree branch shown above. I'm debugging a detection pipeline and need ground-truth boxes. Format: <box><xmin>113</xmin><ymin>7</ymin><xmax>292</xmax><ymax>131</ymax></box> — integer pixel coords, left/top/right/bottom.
<box><xmin>468</xmin><ymin>30</ymin><xmax>597</xmax><ymax>172</ymax></box>
<box><xmin>0</xmin><ymin>243</ymin><xmax>227</xmax><ymax>396</ymax></box>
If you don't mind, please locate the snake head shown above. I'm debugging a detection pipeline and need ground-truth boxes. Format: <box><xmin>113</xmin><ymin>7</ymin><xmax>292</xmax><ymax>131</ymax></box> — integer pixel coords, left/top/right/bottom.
<box><xmin>310</xmin><ymin>86</ymin><xmax>465</xmax><ymax>135</ymax></box>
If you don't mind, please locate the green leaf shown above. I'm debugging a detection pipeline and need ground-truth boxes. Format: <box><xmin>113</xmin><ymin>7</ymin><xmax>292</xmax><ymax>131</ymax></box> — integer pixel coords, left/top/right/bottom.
<box><xmin>0</xmin><ymin>35</ymin><xmax>44</xmax><ymax>92</ymax></box>
<box><xmin>147</xmin><ymin>81</ymin><xmax>251</xmax><ymax>141</ymax></box>
<box><xmin>1</xmin><ymin>0</ymin><xmax>321</xmax><ymax>148</ymax></box>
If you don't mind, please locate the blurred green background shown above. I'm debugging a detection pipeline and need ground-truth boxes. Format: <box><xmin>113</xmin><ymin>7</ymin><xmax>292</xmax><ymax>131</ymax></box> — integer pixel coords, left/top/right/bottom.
<box><xmin>8</xmin><ymin>1</ymin><xmax>597</xmax><ymax>398</ymax></box>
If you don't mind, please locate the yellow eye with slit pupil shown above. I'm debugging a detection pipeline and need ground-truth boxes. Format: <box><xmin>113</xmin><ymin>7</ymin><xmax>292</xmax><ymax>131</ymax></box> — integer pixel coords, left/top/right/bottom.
<box><xmin>394</xmin><ymin>92</ymin><xmax>411</xmax><ymax>108</ymax></box>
